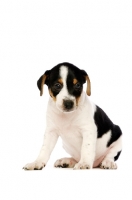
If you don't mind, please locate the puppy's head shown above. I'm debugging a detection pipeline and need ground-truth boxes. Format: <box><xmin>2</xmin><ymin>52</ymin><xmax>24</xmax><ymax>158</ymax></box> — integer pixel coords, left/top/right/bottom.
<box><xmin>37</xmin><ymin>62</ymin><xmax>91</xmax><ymax>112</ymax></box>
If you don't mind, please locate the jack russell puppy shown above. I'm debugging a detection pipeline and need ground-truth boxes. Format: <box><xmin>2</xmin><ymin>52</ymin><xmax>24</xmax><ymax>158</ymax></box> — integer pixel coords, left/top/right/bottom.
<box><xmin>23</xmin><ymin>62</ymin><xmax>122</xmax><ymax>170</ymax></box>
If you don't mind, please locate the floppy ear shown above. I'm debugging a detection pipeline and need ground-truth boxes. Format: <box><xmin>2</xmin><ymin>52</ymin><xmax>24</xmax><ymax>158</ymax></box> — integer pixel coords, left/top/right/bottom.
<box><xmin>37</xmin><ymin>70</ymin><xmax>50</xmax><ymax>96</ymax></box>
<box><xmin>81</xmin><ymin>70</ymin><xmax>91</xmax><ymax>96</ymax></box>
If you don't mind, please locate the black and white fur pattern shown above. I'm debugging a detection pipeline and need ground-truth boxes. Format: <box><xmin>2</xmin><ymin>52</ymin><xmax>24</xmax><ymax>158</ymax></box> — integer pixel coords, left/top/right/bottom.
<box><xmin>23</xmin><ymin>62</ymin><xmax>122</xmax><ymax>170</ymax></box>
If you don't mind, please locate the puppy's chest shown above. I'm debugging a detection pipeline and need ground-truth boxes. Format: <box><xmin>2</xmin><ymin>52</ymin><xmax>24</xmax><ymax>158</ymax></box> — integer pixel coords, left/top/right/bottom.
<box><xmin>58</xmin><ymin>119</ymin><xmax>79</xmax><ymax>135</ymax></box>
<box><xmin>53</xmin><ymin>113</ymin><xmax>81</xmax><ymax>137</ymax></box>
<box><xmin>59</xmin><ymin>123</ymin><xmax>82</xmax><ymax>149</ymax></box>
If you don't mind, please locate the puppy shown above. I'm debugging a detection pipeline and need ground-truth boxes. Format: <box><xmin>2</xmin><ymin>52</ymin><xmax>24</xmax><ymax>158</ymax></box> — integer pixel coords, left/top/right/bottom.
<box><xmin>23</xmin><ymin>62</ymin><xmax>122</xmax><ymax>170</ymax></box>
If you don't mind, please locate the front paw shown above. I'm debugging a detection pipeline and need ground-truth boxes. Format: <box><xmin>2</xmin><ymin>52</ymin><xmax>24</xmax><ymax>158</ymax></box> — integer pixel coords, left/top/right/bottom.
<box><xmin>23</xmin><ymin>161</ymin><xmax>45</xmax><ymax>170</ymax></box>
<box><xmin>73</xmin><ymin>162</ymin><xmax>92</xmax><ymax>170</ymax></box>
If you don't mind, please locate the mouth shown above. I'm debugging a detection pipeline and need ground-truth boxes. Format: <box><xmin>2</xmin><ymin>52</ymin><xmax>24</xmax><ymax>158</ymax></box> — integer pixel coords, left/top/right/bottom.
<box><xmin>63</xmin><ymin>108</ymin><xmax>75</xmax><ymax>113</ymax></box>
<box><xmin>56</xmin><ymin>105</ymin><xmax>77</xmax><ymax>113</ymax></box>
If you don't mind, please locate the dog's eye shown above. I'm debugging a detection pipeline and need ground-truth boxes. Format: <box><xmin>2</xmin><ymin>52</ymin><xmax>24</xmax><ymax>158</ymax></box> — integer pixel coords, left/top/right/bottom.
<box><xmin>54</xmin><ymin>83</ymin><xmax>62</xmax><ymax>90</ymax></box>
<box><xmin>74</xmin><ymin>82</ymin><xmax>81</xmax><ymax>89</ymax></box>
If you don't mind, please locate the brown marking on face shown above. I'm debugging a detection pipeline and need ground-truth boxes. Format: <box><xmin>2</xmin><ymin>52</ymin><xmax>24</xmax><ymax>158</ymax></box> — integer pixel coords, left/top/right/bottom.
<box><xmin>49</xmin><ymin>89</ymin><xmax>56</xmax><ymax>101</ymax></box>
<box><xmin>76</xmin><ymin>96</ymin><xmax>81</xmax><ymax>106</ymax></box>
<box><xmin>58</xmin><ymin>78</ymin><xmax>63</xmax><ymax>84</ymax></box>
<box><xmin>73</xmin><ymin>78</ymin><xmax>78</xmax><ymax>84</ymax></box>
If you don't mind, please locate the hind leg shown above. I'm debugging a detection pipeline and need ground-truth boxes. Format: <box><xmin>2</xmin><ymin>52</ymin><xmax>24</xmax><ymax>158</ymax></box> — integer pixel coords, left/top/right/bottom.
<box><xmin>54</xmin><ymin>157</ymin><xmax>77</xmax><ymax>168</ymax></box>
<box><xmin>100</xmin><ymin>136</ymin><xmax>122</xmax><ymax>169</ymax></box>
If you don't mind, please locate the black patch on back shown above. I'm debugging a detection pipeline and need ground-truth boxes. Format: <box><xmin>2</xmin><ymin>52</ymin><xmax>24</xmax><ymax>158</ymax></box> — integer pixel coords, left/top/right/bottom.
<box><xmin>107</xmin><ymin>124</ymin><xmax>122</xmax><ymax>147</ymax></box>
<box><xmin>94</xmin><ymin>106</ymin><xmax>113</xmax><ymax>138</ymax></box>
<box><xmin>114</xmin><ymin>150</ymin><xmax>122</xmax><ymax>161</ymax></box>
<box><xmin>94</xmin><ymin>105</ymin><xmax>122</xmax><ymax>147</ymax></box>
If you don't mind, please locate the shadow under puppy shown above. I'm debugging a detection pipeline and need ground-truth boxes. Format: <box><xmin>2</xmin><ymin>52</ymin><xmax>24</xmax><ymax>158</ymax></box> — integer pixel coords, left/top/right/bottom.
<box><xmin>23</xmin><ymin>62</ymin><xmax>122</xmax><ymax>170</ymax></box>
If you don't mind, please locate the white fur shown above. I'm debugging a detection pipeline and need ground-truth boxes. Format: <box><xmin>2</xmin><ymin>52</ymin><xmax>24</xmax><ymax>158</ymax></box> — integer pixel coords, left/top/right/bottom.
<box><xmin>23</xmin><ymin>66</ymin><xmax>122</xmax><ymax>170</ymax></box>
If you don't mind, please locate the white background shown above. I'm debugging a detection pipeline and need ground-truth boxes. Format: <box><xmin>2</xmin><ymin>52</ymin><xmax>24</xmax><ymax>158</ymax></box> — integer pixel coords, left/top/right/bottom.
<box><xmin>0</xmin><ymin>0</ymin><xmax>132</xmax><ymax>199</ymax></box>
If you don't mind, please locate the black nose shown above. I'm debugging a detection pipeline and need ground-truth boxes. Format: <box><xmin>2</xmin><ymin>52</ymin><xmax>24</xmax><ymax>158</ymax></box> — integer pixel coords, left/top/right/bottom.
<box><xmin>63</xmin><ymin>100</ymin><xmax>74</xmax><ymax>110</ymax></box>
